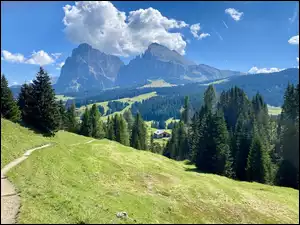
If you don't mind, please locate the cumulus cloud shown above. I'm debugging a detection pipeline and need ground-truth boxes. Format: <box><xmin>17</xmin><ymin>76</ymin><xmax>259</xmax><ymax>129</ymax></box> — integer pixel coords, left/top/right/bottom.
<box><xmin>248</xmin><ymin>67</ymin><xmax>284</xmax><ymax>74</ymax></box>
<box><xmin>288</xmin><ymin>35</ymin><xmax>299</xmax><ymax>45</ymax></box>
<box><xmin>225</xmin><ymin>8</ymin><xmax>244</xmax><ymax>21</ymax></box>
<box><xmin>63</xmin><ymin>1</ymin><xmax>189</xmax><ymax>57</ymax></box>
<box><xmin>1</xmin><ymin>50</ymin><xmax>26</xmax><ymax>63</ymax></box>
<box><xmin>26</xmin><ymin>50</ymin><xmax>55</xmax><ymax>65</ymax></box>
<box><xmin>56</xmin><ymin>62</ymin><xmax>65</xmax><ymax>70</ymax></box>
<box><xmin>190</xmin><ymin>23</ymin><xmax>210</xmax><ymax>40</ymax></box>
<box><xmin>1</xmin><ymin>50</ymin><xmax>55</xmax><ymax>66</ymax></box>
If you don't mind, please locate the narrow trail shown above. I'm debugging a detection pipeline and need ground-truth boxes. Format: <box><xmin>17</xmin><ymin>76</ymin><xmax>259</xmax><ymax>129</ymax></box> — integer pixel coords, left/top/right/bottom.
<box><xmin>1</xmin><ymin>139</ymin><xmax>95</xmax><ymax>224</ymax></box>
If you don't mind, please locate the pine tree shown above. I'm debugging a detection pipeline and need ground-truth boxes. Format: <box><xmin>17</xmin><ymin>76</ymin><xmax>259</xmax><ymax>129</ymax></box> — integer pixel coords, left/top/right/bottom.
<box><xmin>66</xmin><ymin>102</ymin><xmax>78</xmax><ymax>133</ymax></box>
<box><xmin>130</xmin><ymin>113</ymin><xmax>147</xmax><ymax>150</ymax></box>
<box><xmin>18</xmin><ymin>83</ymin><xmax>35</xmax><ymax>125</ymax></box>
<box><xmin>246</xmin><ymin>131</ymin><xmax>271</xmax><ymax>184</ymax></box>
<box><xmin>118</xmin><ymin>115</ymin><xmax>130</xmax><ymax>146</ymax></box>
<box><xmin>90</xmin><ymin>104</ymin><xmax>105</xmax><ymax>139</ymax></box>
<box><xmin>123</xmin><ymin>109</ymin><xmax>134</xmax><ymax>132</ymax></box>
<box><xmin>158</xmin><ymin>119</ymin><xmax>166</xmax><ymax>129</ymax></box>
<box><xmin>30</xmin><ymin>67</ymin><xmax>60</xmax><ymax>134</ymax></box>
<box><xmin>204</xmin><ymin>85</ymin><xmax>217</xmax><ymax>111</ymax></box>
<box><xmin>58</xmin><ymin>100</ymin><xmax>67</xmax><ymax>130</ymax></box>
<box><xmin>106</xmin><ymin>116</ymin><xmax>116</xmax><ymax>140</ymax></box>
<box><xmin>1</xmin><ymin>74</ymin><xmax>21</xmax><ymax>122</ymax></box>
<box><xmin>80</xmin><ymin>107</ymin><xmax>92</xmax><ymax>137</ymax></box>
<box><xmin>181</xmin><ymin>96</ymin><xmax>190</xmax><ymax>124</ymax></box>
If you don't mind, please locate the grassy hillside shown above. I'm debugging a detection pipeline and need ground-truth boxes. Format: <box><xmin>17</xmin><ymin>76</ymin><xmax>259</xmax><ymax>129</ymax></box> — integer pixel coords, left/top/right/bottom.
<box><xmin>77</xmin><ymin>92</ymin><xmax>157</xmax><ymax>119</ymax></box>
<box><xmin>138</xmin><ymin>79</ymin><xmax>177</xmax><ymax>89</ymax></box>
<box><xmin>267</xmin><ymin>105</ymin><xmax>282</xmax><ymax>116</ymax></box>
<box><xmin>2</xmin><ymin>119</ymin><xmax>299</xmax><ymax>224</ymax></box>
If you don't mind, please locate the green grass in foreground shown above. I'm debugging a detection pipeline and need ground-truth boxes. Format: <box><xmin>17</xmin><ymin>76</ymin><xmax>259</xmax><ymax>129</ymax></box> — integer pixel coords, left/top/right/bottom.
<box><xmin>2</xmin><ymin>119</ymin><xmax>298</xmax><ymax>224</ymax></box>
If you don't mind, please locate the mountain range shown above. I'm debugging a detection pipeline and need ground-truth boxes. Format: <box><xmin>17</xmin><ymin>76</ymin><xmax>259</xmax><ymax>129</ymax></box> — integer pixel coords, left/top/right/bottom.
<box><xmin>55</xmin><ymin>43</ymin><xmax>245</xmax><ymax>93</ymax></box>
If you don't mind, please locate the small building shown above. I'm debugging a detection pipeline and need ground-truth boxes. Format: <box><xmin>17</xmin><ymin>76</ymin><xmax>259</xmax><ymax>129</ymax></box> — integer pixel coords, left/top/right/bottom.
<box><xmin>153</xmin><ymin>130</ymin><xmax>171</xmax><ymax>139</ymax></box>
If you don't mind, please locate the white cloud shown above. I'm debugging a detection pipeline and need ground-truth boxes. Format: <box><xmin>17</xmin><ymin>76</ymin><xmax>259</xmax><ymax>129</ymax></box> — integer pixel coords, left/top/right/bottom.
<box><xmin>225</xmin><ymin>8</ymin><xmax>244</xmax><ymax>21</ymax></box>
<box><xmin>297</xmin><ymin>57</ymin><xmax>299</xmax><ymax>63</ymax></box>
<box><xmin>12</xmin><ymin>82</ymin><xmax>18</xmax><ymax>86</ymax></box>
<box><xmin>190</xmin><ymin>23</ymin><xmax>210</xmax><ymax>40</ymax></box>
<box><xmin>51</xmin><ymin>53</ymin><xmax>62</xmax><ymax>59</ymax></box>
<box><xmin>26</xmin><ymin>50</ymin><xmax>55</xmax><ymax>65</ymax></box>
<box><xmin>288</xmin><ymin>35</ymin><xmax>299</xmax><ymax>45</ymax></box>
<box><xmin>56</xmin><ymin>62</ymin><xmax>65</xmax><ymax>70</ymax></box>
<box><xmin>63</xmin><ymin>1</ymin><xmax>189</xmax><ymax>57</ymax></box>
<box><xmin>222</xmin><ymin>20</ymin><xmax>228</xmax><ymax>28</ymax></box>
<box><xmin>2</xmin><ymin>50</ymin><xmax>55</xmax><ymax>65</ymax></box>
<box><xmin>1</xmin><ymin>50</ymin><xmax>26</xmax><ymax>63</ymax></box>
<box><xmin>248</xmin><ymin>66</ymin><xmax>284</xmax><ymax>74</ymax></box>
<box><xmin>199</xmin><ymin>33</ymin><xmax>210</xmax><ymax>39</ymax></box>
<box><xmin>190</xmin><ymin>23</ymin><xmax>200</xmax><ymax>38</ymax></box>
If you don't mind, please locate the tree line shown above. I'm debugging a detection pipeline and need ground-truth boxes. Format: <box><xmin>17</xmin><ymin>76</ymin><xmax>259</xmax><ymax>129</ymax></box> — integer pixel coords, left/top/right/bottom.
<box><xmin>164</xmin><ymin>84</ymin><xmax>299</xmax><ymax>189</ymax></box>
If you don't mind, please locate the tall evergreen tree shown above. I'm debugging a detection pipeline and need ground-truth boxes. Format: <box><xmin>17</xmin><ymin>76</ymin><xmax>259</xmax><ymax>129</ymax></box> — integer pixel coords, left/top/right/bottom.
<box><xmin>30</xmin><ymin>67</ymin><xmax>60</xmax><ymax>134</ymax></box>
<box><xmin>246</xmin><ymin>133</ymin><xmax>271</xmax><ymax>184</ymax></box>
<box><xmin>90</xmin><ymin>104</ymin><xmax>105</xmax><ymax>139</ymax></box>
<box><xmin>80</xmin><ymin>107</ymin><xmax>92</xmax><ymax>137</ymax></box>
<box><xmin>66</xmin><ymin>102</ymin><xmax>78</xmax><ymax>133</ymax></box>
<box><xmin>123</xmin><ymin>109</ymin><xmax>134</xmax><ymax>132</ymax></box>
<box><xmin>106</xmin><ymin>116</ymin><xmax>116</xmax><ymax>141</ymax></box>
<box><xmin>18</xmin><ymin>83</ymin><xmax>35</xmax><ymax>125</ymax></box>
<box><xmin>58</xmin><ymin>100</ymin><xmax>67</xmax><ymax>130</ymax></box>
<box><xmin>115</xmin><ymin>114</ymin><xmax>130</xmax><ymax>146</ymax></box>
<box><xmin>1</xmin><ymin>74</ymin><xmax>21</xmax><ymax>122</ymax></box>
<box><xmin>181</xmin><ymin>96</ymin><xmax>190</xmax><ymax>124</ymax></box>
<box><xmin>204</xmin><ymin>85</ymin><xmax>217</xmax><ymax>111</ymax></box>
<box><xmin>130</xmin><ymin>112</ymin><xmax>147</xmax><ymax>150</ymax></box>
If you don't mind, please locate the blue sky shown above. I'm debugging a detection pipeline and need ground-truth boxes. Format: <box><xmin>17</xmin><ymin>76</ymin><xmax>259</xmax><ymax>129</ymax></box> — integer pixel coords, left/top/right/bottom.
<box><xmin>1</xmin><ymin>1</ymin><xmax>299</xmax><ymax>85</ymax></box>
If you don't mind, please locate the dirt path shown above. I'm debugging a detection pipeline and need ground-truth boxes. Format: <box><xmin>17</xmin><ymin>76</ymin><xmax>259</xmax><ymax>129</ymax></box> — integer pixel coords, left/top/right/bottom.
<box><xmin>1</xmin><ymin>139</ymin><xmax>96</xmax><ymax>224</ymax></box>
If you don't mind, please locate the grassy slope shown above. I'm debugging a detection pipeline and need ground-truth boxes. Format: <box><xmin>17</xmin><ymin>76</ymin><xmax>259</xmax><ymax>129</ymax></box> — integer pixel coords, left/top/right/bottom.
<box><xmin>2</xmin><ymin>119</ymin><xmax>298</xmax><ymax>224</ymax></box>
<box><xmin>267</xmin><ymin>105</ymin><xmax>282</xmax><ymax>116</ymax></box>
<box><xmin>77</xmin><ymin>92</ymin><xmax>157</xmax><ymax>119</ymax></box>
<box><xmin>1</xmin><ymin>119</ymin><xmax>91</xmax><ymax>168</ymax></box>
<box><xmin>55</xmin><ymin>95</ymin><xmax>74</xmax><ymax>102</ymax></box>
<box><xmin>138</xmin><ymin>79</ymin><xmax>177</xmax><ymax>89</ymax></box>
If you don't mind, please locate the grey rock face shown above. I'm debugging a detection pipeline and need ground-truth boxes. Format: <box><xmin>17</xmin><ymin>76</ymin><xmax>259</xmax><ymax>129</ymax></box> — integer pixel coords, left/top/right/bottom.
<box><xmin>55</xmin><ymin>43</ymin><xmax>124</xmax><ymax>93</ymax></box>
<box><xmin>116</xmin><ymin>43</ymin><xmax>244</xmax><ymax>87</ymax></box>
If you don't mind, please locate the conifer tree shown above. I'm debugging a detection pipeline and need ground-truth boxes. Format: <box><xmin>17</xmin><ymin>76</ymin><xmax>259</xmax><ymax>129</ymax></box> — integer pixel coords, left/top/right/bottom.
<box><xmin>18</xmin><ymin>83</ymin><xmax>35</xmax><ymax>124</ymax></box>
<box><xmin>1</xmin><ymin>74</ymin><xmax>21</xmax><ymax>122</ymax></box>
<box><xmin>246</xmin><ymin>133</ymin><xmax>271</xmax><ymax>184</ymax></box>
<box><xmin>130</xmin><ymin>112</ymin><xmax>147</xmax><ymax>150</ymax></box>
<box><xmin>66</xmin><ymin>102</ymin><xmax>78</xmax><ymax>133</ymax></box>
<box><xmin>123</xmin><ymin>109</ymin><xmax>134</xmax><ymax>132</ymax></box>
<box><xmin>106</xmin><ymin>116</ymin><xmax>116</xmax><ymax>140</ymax></box>
<box><xmin>90</xmin><ymin>104</ymin><xmax>105</xmax><ymax>139</ymax></box>
<box><xmin>181</xmin><ymin>96</ymin><xmax>190</xmax><ymax>124</ymax></box>
<box><xmin>30</xmin><ymin>67</ymin><xmax>60</xmax><ymax>134</ymax></box>
<box><xmin>58</xmin><ymin>100</ymin><xmax>67</xmax><ymax>130</ymax></box>
<box><xmin>80</xmin><ymin>107</ymin><xmax>92</xmax><ymax>137</ymax></box>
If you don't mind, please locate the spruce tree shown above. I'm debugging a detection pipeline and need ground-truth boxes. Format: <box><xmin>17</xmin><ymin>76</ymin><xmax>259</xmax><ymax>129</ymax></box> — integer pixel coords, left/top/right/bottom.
<box><xmin>18</xmin><ymin>83</ymin><xmax>35</xmax><ymax>125</ymax></box>
<box><xmin>66</xmin><ymin>102</ymin><xmax>78</xmax><ymax>133</ymax></box>
<box><xmin>30</xmin><ymin>67</ymin><xmax>60</xmax><ymax>134</ymax></box>
<box><xmin>181</xmin><ymin>96</ymin><xmax>190</xmax><ymax>124</ymax></box>
<box><xmin>90</xmin><ymin>104</ymin><xmax>105</xmax><ymax>139</ymax></box>
<box><xmin>246</xmin><ymin>132</ymin><xmax>271</xmax><ymax>184</ymax></box>
<box><xmin>58</xmin><ymin>100</ymin><xmax>67</xmax><ymax>130</ymax></box>
<box><xmin>123</xmin><ymin>109</ymin><xmax>134</xmax><ymax>132</ymax></box>
<box><xmin>118</xmin><ymin>115</ymin><xmax>130</xmax><ymax>146</ymax></box>
<box><xmin>130</xmin><ymin>112</ymin><xmax>147</xmax><ymax>150</ymax></box>
<box><xmin>106</xmin><ymin>116</ymin><xmax>116</xmax><ymax>140</ymax></box>
<box><xmin>1</xmin><ymin>74</ymin><xmax>21</xmax><ymax>122</ymax></box>
<box><xmin>80</xmin><ymin>107</ymin><xmax>92</xmax><ymax>137</ymax></box>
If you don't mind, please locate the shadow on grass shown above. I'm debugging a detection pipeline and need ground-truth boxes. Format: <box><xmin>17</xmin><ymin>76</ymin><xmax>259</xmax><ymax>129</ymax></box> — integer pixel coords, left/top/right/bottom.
<box><xmin>18</xmin><ymin>121</ymin><xmax>56</xmax><ymax>137</ymax></box>
<box><xmin>185</xmin><ymin>167</ymin><xmax>203</xmax><ymax>173</ymax></box>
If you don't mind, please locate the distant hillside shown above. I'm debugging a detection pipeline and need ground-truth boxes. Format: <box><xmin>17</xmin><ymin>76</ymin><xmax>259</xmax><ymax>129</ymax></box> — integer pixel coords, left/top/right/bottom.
<box><xmin>2</xmin><ymin>119</ymin><xmax>299</xmax><ymax>224</ymax></box>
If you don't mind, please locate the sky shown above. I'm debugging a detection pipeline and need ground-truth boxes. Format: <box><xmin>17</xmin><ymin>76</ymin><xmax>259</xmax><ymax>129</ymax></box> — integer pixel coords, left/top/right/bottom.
<box><xmin>1</xmin><ymin>1</ymin><xmax>299</xmax><ymax>86</ymax></box>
